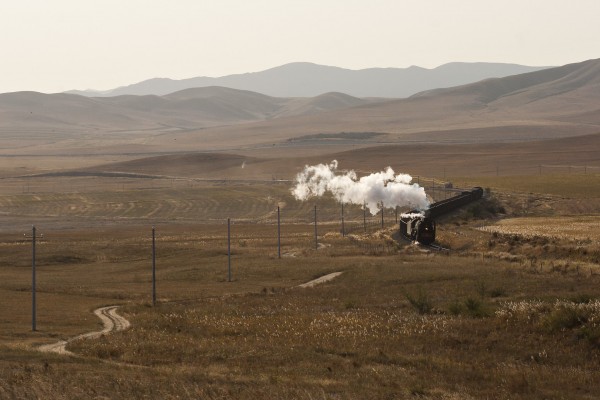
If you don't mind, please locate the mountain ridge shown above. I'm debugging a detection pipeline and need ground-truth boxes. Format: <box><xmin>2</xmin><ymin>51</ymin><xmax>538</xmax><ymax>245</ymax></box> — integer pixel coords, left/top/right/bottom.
<box><xmin>65</xmin><ymin>61</ymin><xmax>549</xmax><ymax>98</ymax></box>
<box><xmin>2</xmin><ymin>58</ymin><xmax>599</xmax><ymax>156</ymax></box>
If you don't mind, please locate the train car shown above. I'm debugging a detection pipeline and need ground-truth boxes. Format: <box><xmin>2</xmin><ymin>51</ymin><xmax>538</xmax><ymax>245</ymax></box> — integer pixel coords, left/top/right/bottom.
<box><xmin>400</xmin><ymin>187</ymin><xmax>483</xmax><ymax>245</ymax></box>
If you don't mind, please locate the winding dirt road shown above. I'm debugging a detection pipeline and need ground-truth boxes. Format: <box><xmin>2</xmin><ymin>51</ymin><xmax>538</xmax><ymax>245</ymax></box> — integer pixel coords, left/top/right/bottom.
<box><xmin>38</xmin><ymin>274</ymin><xmax>340</xmax><ymax>356</ymax></box>
<box><xmin>38</xmin><ymin>306</ymin><xmax>130</xmax><ymax>355</ymax></box>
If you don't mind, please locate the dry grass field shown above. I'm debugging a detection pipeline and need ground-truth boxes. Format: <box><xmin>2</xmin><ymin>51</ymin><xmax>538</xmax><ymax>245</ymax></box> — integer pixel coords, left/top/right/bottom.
<box><xmin>1</xmin><ymin>131</ymin><xmax>600</xmax><ymax>398</ymax></box>
<box><xmin>484</xmin><ymin>216</ymin><xmax>600</xmax><ymax>242</ymax></box>
<box><xmin>0</xmin><ymin>172</ymin><xmax>599</xmax><ymax>398</ymax></box>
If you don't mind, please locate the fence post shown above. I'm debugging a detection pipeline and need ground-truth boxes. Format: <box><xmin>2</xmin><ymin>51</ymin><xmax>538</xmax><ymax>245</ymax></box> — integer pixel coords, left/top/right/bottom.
<box><xmin>152</xmin><ymin>226</ymin><xmax>156</xmax><ymax>306</ymax></box>
<box><xmin>314</xmin><ymin>205</ymin><xmax>318</xmax><ymax>250</ymax></box>
<box><xmin>228</xmin><ymin>218</ymin><xmax>232</xmax><ymax>282</ymax></box>
<box><xmin>277</xmin><ymin>206</ymin><xmax>281</xmax><ymax>259</ymax></box>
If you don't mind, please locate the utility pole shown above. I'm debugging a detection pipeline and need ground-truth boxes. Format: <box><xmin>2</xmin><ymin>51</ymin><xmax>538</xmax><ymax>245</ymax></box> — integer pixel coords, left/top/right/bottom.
<box><xmin>314</xmin><ymin>205</ymin><xmax>318</xmax><ymax>250</ymax></box>
<box><xmin>363</xmin><ymin>201</ymin><xmax>367</xmax><ymax>233</ymax></box>
<box><xmin>152</xmin><ymin>226</ymin><xmax>156</xmax><ymax>306</ymax></box>
<box><xmin>341</xmin><ymin>202</ymin><xmax>345</xmax><ymax>237</ymax></box>
<box><xmin>228</xmin><ymin>218</ymin><xmax>232</xmax><ymax>282</ymax></box>
<box><xmin>380</xmin><ymin>202</ymin><xmax>384</xmax><ymax>229</ymax></box>
<box><xmin>277</xmin><ymin>206</ymin><xmax>281</xmax><ymax>259</ymax></box>
<box><xmin>24</xmin><ymin>226</ymin><xmax>43</xmax><ymax>331</ymax></box>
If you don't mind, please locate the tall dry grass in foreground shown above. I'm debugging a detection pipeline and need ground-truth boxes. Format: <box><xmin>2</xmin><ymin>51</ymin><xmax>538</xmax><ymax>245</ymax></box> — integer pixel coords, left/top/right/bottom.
<box><xmin>1</xmin><ymin>178</ymin><xmax>599</xmax><ymax>398</ymax></box>
<box><xmin>62</xmin><ymin>253</ymin><xmax>600</xmax><ymax>399</ymax></box>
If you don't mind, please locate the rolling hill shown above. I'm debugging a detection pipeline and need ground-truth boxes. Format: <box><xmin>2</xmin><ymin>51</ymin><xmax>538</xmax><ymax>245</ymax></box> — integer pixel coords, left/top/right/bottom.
<box><xmin>141</xmin><ymin>58</ymin><xmax>600</xmax><ymax>153</ymax></box>
<box><xmin>1</xmin><ymin>58</ymin><xmax>598</xmax><ymax>157</ymax></box>
<box><xmin>0</xmin><ymin>87</ymin><xmax>378</xmax><ymax>152</ymax></box>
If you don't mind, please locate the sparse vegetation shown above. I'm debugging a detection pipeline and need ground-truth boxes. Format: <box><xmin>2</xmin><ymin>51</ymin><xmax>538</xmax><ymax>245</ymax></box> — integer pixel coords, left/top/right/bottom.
<box><xmin>0</xmin><ymin>163</ymin><xmax>600</xmax><ymax>398</ymax></box>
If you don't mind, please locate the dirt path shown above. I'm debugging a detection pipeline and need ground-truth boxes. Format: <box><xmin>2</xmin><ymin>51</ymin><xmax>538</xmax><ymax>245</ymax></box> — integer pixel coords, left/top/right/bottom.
<box><xmin>38</xmin><ymin>306</ymin><xmax>130</xmax><ymax>355</ymax></box>
<box><xmin>298</xmin><ymin>272</ymin><xmax>343</xmax><ymax>288</ymax></box>
<box><xmin>37</xmin><ymin>275</ymin><xmax>340</xmax><ymax>356</ymax></box>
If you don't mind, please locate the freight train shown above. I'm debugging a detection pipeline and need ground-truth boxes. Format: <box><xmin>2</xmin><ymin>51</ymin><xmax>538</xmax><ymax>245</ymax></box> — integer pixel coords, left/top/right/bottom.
<box><xmin>400</xmin><ymin>187</ymin><xmax>483</xmax><ymax>245</ymax></box>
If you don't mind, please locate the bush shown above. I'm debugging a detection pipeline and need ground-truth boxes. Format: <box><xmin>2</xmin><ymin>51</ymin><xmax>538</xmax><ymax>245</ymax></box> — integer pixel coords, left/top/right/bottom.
<box><xmin>464</xmin><ymin>297</ymin><xmax>490</xmax><ymax>318</ymax></box>
<box><xmin>490</xmin><ymin>287</ymin><xmax>507</xmax><ymax>298</ymax></box>
<box><xmin>448</xmin><ymin>301</ymin><xmax>463</xmax><ymax>316</ymax></box>
<box><xmin>405</xmin><ymin>288</ymin><xmax>433</xmax><ymax>315</ymax></box>
<box><xmin>541</xmin><ymin>307</ymin><xmax>588</xmax><ymax>332</ymax></box>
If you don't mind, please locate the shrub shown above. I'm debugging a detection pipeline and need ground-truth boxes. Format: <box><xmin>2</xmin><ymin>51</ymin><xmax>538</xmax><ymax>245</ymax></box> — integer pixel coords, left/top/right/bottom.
<box><xmin>448</xmin><ymin>301</ymin><xmax>463</xmax><ymax>316</ymax></box>
<box><xmin>464</xmin><ymin>297</ymin><xmax>490</xmax><ymax>318</ymax></box>
<box><xmin>490</xmin><ymin>287</ymin><xmax>507</xmax><ymax>298</ymax></box>
<box><xmin>405</xmin><ymin>288</ymin><xmax>433</xmax><ymax>315</ymax></box>
<box><xmin>541</xmin><ymin>307</ymin><xmax>588</xmax><ymax>332</ymax></box>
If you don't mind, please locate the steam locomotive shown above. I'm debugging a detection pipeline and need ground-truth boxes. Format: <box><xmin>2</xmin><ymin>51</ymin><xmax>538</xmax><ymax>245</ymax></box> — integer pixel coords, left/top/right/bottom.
<box><xmin>400</xmin><ymin>187</ymin><xmax>483</xmax><ymax>245</ymax></box>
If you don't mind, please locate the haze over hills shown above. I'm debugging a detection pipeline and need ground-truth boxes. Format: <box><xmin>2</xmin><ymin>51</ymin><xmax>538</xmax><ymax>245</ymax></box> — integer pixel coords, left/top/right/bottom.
<box><xmin>0</xmin><ymin>87</ymin><xmax>379</xmax><ymax>147</ymax></box>
<box><xmin>66</xmin><ymin>62</ymin><xmax>549</xmax><ymax>98</ymax></box>
<box><xmin>142</xmin><ymin>58</ymin><xmax>600</xmax><ymax>153</ymax></box>
<box><xmin>1</xmin><ymin>58</ymin><xmax>599</xmax><ymax>157</ymax></box>
<box><xmin>77</xmin><ymin>132</ymin><xmax>600</xmax><ymax>181</ymax></box>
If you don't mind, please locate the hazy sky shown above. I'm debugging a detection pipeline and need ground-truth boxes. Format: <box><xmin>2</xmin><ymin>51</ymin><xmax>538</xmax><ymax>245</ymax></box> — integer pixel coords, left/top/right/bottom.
<box><xmin>1</xmin><ymin>0</ymin><xmax>599</xmax><ymax>93</ymax></box>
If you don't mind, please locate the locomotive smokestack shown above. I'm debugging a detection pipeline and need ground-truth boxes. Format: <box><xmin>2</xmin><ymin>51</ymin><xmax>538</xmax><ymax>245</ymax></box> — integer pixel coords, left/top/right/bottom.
<box><xmin>291</xmin><ymin>160</ymin><xmax>429</xmax><ymax>214</ymax></box>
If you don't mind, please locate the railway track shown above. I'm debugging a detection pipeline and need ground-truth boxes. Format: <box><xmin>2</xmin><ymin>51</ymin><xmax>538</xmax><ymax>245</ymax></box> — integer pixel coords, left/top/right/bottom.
<box><xmin>400</xmin><ymin>232</ymin><xmax>449</xmax><ymax>252</ymax></box>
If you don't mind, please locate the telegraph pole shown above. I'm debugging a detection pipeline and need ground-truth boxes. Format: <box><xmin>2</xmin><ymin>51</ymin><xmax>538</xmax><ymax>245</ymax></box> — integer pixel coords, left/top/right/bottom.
<box><xmin>24</xmin><ymin>226</ymin><xmax>43</xmax><ymax>331</ymax></box>
<box><xmin>277</xmin><ymin>206</ymin><xmax>281</xmax><ymax>259</ymax></box>
<box><xmin>314</xmin><ymin>205</ymin><xmax>318</xmax><ymax>250</ymax></box>
<box><xmin>341</xmin><ymin>202</ymin><xmax>345</xmax><ymax>237</ymax></box>
<box><xmin>228</xmin><ymin>218</ymin><xmax>232</xmax><ymax>282</ymax></box>
<box><xmin>152</xmin><ymin>226</ymin><xmax>156</xmax><ymax>306</ymax></box>
<box><xmin>363</xmin><ymin>201</ymin><xmax>367</xmax><ymax>233</ymax></box>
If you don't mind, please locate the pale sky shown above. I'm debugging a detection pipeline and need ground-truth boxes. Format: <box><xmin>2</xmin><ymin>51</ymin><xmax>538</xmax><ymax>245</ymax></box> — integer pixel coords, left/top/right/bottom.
<box><xmin>1</xmin><ymin>0</ymin><xmax>599</xmax><ymax>93</ymax></box>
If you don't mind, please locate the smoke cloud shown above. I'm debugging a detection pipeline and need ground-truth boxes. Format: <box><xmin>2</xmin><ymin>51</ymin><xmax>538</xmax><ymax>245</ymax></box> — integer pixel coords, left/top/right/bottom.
<box><xmin>291</xmin><ymin>160</ymin><xmax>429</xmax><ymax>215</ymax></box>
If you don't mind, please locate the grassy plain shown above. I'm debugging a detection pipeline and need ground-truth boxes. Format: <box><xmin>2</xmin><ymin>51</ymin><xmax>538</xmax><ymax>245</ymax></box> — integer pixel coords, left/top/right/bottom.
<box><xmin>1</xmin><ymin>152</ymin><xmax>600</xmax><ymax>398</ymax></box>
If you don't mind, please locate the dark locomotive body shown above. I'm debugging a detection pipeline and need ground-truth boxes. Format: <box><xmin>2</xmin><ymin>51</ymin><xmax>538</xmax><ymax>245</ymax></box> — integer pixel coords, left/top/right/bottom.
<box><xmin>400</xmin><ymin>215</ymin><xmax>436</xmax><ymax>244</ymax></box>
<box><xmin>400</xmin><ymin>187</ymin><xmax>483</xmax><ymax>245</ymax></box>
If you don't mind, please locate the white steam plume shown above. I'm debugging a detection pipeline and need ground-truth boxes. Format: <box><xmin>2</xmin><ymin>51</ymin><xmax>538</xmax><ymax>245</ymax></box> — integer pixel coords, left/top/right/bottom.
<box><xmin>291</xmin><ymin>160</ymin><xmax>429</xmax><ymax>215</ymax></box>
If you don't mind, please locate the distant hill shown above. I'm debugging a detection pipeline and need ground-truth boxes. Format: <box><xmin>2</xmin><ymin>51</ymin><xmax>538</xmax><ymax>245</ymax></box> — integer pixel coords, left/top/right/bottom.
<box><xmin>410</xmin><ymin>57</ymin><xmax>600</xmax><ymax>123</ymax></box>
<box><xmin>138</xmin><ymin>58</ymin><xmax>600</xmax><ymax>152</ymax></box>
<box><xmin>0</xmin><ymin>86</ymin><xmax>377</xmax><ymax>138</ymax></box>
<box><xmin>2</xmin><ymin>58</ymin><xmax>598</xmax><ymax>157</ymax></box>
<box><xmin>66</xmin><ymin>62</ymin><xmax>549</xmax><ymax>98</ymax></box>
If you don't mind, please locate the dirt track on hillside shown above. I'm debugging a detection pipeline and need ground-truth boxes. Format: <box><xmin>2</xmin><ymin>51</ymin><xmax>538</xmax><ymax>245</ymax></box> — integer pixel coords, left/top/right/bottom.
<box><xmin>297</xmin><ymin>272</ymin><xmax>343</xmax><ymax>288</ymax></box>
<box><xmin>37</xmin><ymin>273</ymin><xmax>342</xmax><ymax>356</ymax></box>
<box><xmin>38</xmin><ymin>306</ymin><xmax>130</xmax><ymax>355</ymax></box>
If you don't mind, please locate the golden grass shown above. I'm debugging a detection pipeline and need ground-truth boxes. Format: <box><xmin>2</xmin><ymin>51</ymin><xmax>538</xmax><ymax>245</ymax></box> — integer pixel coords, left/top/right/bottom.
<box><xmin>485</xmin><ymin>216</ymin><xmax>600</xmax><ymax>242</ymax></box>
<box><xmin>1</xmin><ymin>162</ymin><xmax>600</xmax><ymax>398</ymax></box>
<box><xmin>64</xmin><ymin>252</ymin><xmax>600</xmax><ymax>399</ymax></box>
<box><xmin>459</xmin><ymin>173</ymin><xmax>600</xmax><ymax>198</ymax></box>
<box><xmin>0</xmin><ymin>214</ymin><xmax>599</xmax><ymax>398</ymax></box>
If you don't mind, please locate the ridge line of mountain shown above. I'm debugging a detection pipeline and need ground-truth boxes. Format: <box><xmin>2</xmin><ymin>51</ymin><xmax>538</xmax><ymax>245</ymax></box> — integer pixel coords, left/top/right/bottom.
<box><xmin>64</xmin><ymin>61</ymin><xmax>550</xmax><ymax>99</ymax></box>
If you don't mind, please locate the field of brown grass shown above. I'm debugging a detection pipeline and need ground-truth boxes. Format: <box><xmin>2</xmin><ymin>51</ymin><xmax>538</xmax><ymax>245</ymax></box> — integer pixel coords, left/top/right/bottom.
<box><xmin>1</xmin><ymin>139</ymin><xmax>600</xmax><ymax>398</ymax></box>
<box><xmin>2</xmin><ymin>222</ymin><xmax>600</xmax><ymax>398</ymax></box>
